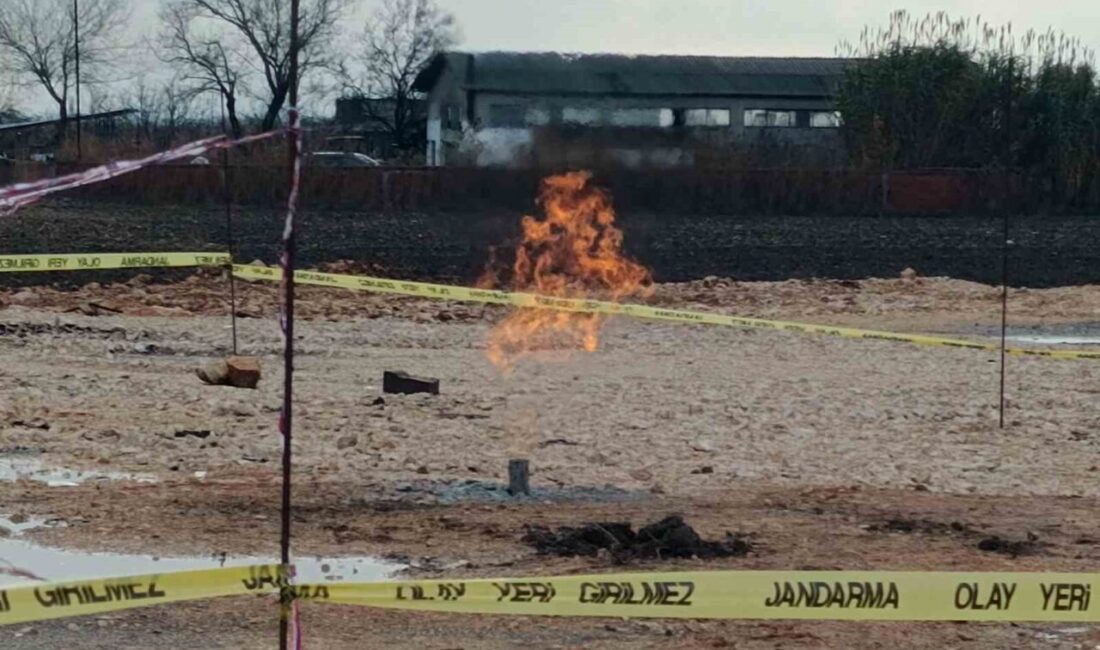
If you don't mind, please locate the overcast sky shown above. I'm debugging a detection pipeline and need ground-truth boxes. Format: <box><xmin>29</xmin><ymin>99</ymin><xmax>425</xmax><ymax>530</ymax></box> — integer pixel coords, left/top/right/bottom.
<box><xmin>12</xmin><ymin>0</ymin><xmax>1100</xmax><ymax>116</ymax></box>
<box><xmin>436</xmin><ymin>0</ymin><xmax>1100</xmax><ymax>57</ymax></box>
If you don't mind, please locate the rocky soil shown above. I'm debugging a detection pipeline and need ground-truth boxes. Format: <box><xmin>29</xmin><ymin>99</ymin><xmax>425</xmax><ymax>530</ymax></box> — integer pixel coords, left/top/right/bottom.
<box><xmin>2</xmin><ymin>273</ymin><xmax>1100</xmax><ymax>649</ymax></box>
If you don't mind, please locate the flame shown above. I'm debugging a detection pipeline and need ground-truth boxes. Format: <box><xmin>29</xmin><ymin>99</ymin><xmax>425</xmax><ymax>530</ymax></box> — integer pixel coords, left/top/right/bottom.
<box><xmin>484</xmin><ymin>171</ymin><xmax>651</xmax><ymax>371</ymax></box>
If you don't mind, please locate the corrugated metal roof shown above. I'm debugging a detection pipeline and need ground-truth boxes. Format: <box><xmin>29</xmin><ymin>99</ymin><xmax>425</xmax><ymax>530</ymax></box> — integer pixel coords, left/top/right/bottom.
<box><xmin>414</xmin><ymin>52</ymin><xmax>852</xmax><ymax>97</ymax></box>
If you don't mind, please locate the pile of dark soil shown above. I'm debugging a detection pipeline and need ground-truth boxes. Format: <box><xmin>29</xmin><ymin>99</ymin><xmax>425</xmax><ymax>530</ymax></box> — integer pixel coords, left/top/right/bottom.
<box><xmin>977</xmin><ymin>534</ymin><xmax>1043</xmax><ymax>557</ymax></box>
<box><xmin>522</xmin><ymin>515</ymin><xmax>750</xmax><ymax>562</ymax></box>
<box><xmin>867</xmin><ymin>517</ymin><xmax>972</xmax><ymax>535</ymax></box>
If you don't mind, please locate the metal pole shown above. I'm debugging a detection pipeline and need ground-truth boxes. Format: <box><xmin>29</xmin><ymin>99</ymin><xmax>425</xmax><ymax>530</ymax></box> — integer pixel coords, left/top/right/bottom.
<box><xmin>278</xmin><ymin>0</ymin><xmax>302</xmax><ymax>647</ymax></box>
<box><xmin>999</xmin><ymin>210</ymin><xmax>1009</xmax><ymax>428</ymax></box>
<box><xmin>220</xmin><ymin>102</ymin><xmax>239</xmax><ymax>354</ymax></box>
<box><xmin>73</xmin><ymin>0</ymin><xmax>81</xmax><ymax>161</ymax></box>
<box><xmin>998</xmin><ymin>57</ymin><xmax>1014</xmax><ymax>429</ymax></box>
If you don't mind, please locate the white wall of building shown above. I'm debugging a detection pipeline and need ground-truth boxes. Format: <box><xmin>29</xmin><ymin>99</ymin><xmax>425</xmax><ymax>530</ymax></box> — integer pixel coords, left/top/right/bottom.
<box><xmin>423</xmin><ymin>75</ymin><xmax>844</xmax><ymax>166</ymax></box>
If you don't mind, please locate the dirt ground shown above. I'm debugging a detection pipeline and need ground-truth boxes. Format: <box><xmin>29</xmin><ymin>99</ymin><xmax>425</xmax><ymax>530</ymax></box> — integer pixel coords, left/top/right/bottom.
<box><xmin>2</xmin><ymin>270</ymin><xmax>1100</xmax><ymax>649</ymax></box>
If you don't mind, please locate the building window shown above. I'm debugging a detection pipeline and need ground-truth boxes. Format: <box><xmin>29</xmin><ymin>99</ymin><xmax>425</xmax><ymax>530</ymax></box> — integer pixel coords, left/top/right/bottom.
<box><xmin>488</xmin><ymin>104</ymin><xmax>526</xmax><ymax>128</ymax></box>
<box><xmin>608</xmin><ymin>108</ymin><xmax>666</xmax><ymax>127</ymax></box>
<box><xmin>527</xmin><ymin>107</ymin><xmax>552</xmax><ymax>126</ymax></box>
<box><xmin>563</xmin><ymin>107</ymin><xmax>602</xmax><ymax>126</ymax></box>
<box><xmin>684</xmin><ymin>109</ymin><xmax>731</xmax><ymax>127</ymax></box>
<box><xmin>810</xmin><ymin>111</ymin><xmax>842</xmax><ymax>128</ymax></box>
<box><xmin>744</xmin><ymin>109</ymin><xmax>797</xmax><ymax>128</ymax></box>
<box><xmin>443</xmin><ymin>104</ymin><xmax>461</xmax><ymax>130</ymax></box>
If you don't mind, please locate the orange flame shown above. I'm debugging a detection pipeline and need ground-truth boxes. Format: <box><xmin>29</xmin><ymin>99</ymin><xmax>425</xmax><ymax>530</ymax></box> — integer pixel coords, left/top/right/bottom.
<box><xmin>484</xmin><ymin>171</ymin><xmax>651</xmax><ymax>371</ymax></box>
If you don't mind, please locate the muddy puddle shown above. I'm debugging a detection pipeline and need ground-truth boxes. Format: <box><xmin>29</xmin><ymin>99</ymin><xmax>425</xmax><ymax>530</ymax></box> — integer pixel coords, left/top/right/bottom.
<box><xmin>0</xmin><ymin>514</ymin><xmax>66</xmax><ymax>536</ymax></box>
<box><xmin>0</xmin><ymin>537</ymin><xmax>404</xmax><ymax>586</ymax></box>
<box><xmin>1006</xmin><ymin>335</ymin><xmax>1100</xmax><ymax>346</ymax></box>
<box><xmin>964</xmin><ymin>322</ymin><xmax>1100</xmax><ymax>347</ymax></box>
<box><xmin>0</xmin><ymin>458</ymin><xmax>157</xmax><ymax>486</ymax></box>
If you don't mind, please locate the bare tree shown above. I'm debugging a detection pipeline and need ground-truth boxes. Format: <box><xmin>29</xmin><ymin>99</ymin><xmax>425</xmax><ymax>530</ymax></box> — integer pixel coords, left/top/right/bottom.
<box><xmin>160</xmin><ymin>0</ymin><xmax>246</xmax><ymax>137</ymax></box>
<box><xmin>127</xmin><ymin>77</ymin><xmax>164</xmax><ymax>144</ymax></box>
<box><xmin>174</xmin><ymin>0</ymin><xmax>350</xmax><ymax>132</ymax></box>
<box><xmin>117</xmin><ymin>75</ymin><xmax>202</xmax><ymax>147</ymax></box>
<box><xmin>160</xmin><ymin>79</ymin><xmax>197</xmax><ymax>144</ymax></box>
<box><xmin>344</xmin><ymin>0</ymin><xmax>458</xmax><ymax>152</ymax></box>
<box><xmin>0</xmin><ymin>0</ymin><xmax>126</xmax><ymax>124</ymax></box>
<box><xmin>84</xmin><ymin>83</ymin><xmax>115</xmax><ymax>114</ymax></box>
<box><xmin>0</xmin><ymin>75</ymin><xmax>21</xmax><ymax>122</ymax></box>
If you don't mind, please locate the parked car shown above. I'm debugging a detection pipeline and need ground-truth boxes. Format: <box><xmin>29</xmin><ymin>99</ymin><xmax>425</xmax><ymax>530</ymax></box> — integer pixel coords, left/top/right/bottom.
<box><xmin>305</xmin><ymin>151</ymin><xmax>382</xmax><ymax>167</ymax></box>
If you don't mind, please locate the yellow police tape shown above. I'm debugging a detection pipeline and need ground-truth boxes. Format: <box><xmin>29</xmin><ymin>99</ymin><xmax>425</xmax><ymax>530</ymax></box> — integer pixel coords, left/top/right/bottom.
<box><xmin>0</xmin><ymin>252</ymin><xmax>230</xmax><ymax>273</ymax></box>
<box><xmin>232</xmin><ymin>264</ymin><xmax>1100</xmax><ymax>361</ymax></box>
<box><xmin>298</xmin><ymin>570</ymin><xmax>1100</xmax><ymax>622</ymax></box>
<box><xmin>2</xmin><ymin>250</ymin><xmax>1094</xmax><ymax>360</ymax></box>
<box><xmin>0</xmin><ymin>564</ymin><xmax>282</xmax><ymax>626</ymax></box>
<box><xmin>3</xmin><ymin>565</ymin><xmax>1098</xmax><ymax>624</ymax></box>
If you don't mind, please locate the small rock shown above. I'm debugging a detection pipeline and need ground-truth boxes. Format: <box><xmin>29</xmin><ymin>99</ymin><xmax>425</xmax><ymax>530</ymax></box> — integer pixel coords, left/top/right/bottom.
<box><xmin>383</xmin><ymin>370</ymin><xmax>439</xmax><ymax>395</ymax></box>
<box><xmin>10</xmin><ymin>289</ymin><xmax>37</xmax><ymax>305</ymax></box>
<box><xmin>900</xmin><ymin>267</ymin><xmax>918</xmax><ymax>281</ymax></box>
<box><xmin>127</xmin><ymin>274</ymin><xmax>153</xmax><ymax>287</ymax></box>
<box><xmin>416</xmin><ymin>465</ymin><xmax>430</xmax><ymax>474</ymax></box>
<box><xmin>226</xmin><ymin>356</ymin><xmax>262</xmax><ymax>389</ymax></box>
<box><xmin>73</xmin><ymin>301</ymin><xmax>119</xmax><ymax>316</ymax></box>
<box><xmin>629</xmin><ymin>467</ymin><xmax>654</xmax><ymax>482</ymax></box>
<box><xmin>196</xmin><ymin>359</ymin><xmax>230</xmax><ymax>385</ymax></box>
<box><xmin>131</xmin><ymin>306</ymin><xmax>191</xmax><ymax>317</ymax></box>
<box><xmin>132</xmin><ymin>342</ymin><xmax>157</xmax><ymax>354</ymax></box>
<box><xmin>8</xmin><ymin>513</ymin><xmax>27</xmax><ymax>524</ymax></box>
<box><xmin>174</xmin><ymin>429</ymin><xmax>212</xmax><ymax>440</ymax></box>
<box><xmin>691</xmin><ymin>440</ymin><xmax>716</xmax><ymax>453</ymax></box>
<box><xmin>691</xmin><ymin>466</ymin><xmax>715</xmax><ymax>475</ymax></box>
<box><xmin>336</xmin><ymin>434</ymin><xmax>358</xmax><ymax>450</ymax></box>
<box><xmin>231</xmin><ymin>403</ymin><xmax>256</xmax><ymax>417</ymax></box>
<box><xmin>200</xmin><ymin>357</ymin><xmax>261</xmax><ymax>388</ymax></box>
<box><xmin>81</xmin><ymin>429</ymin><xmax>121</xmax><ymax>442</ymax></box>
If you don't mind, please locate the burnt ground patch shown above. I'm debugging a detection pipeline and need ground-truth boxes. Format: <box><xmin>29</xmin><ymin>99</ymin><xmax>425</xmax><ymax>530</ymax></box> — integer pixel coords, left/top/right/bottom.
<box><xmin>977</xmin><ymin>534</ymin><xmax>1046</xmax><ymax>557</ymax></box>
<box><xmin>864</xmin><ymin>515</ymin><xmax>1049</xmax><ymax>558</ymax></box>
<box><xmin>522</xmin><ymin>515</ymin><xmax>751</xmax><ymax>562</ymax></box>
<box><xmin>866</xmin><ymin>517</ymin><xmax>974</xmax><ymax>535</ymax></box>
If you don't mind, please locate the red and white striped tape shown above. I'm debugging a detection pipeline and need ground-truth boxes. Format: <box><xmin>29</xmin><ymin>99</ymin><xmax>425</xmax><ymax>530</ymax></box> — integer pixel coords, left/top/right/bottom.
<box><xmin>0</xmin><ymin>130</ymin><xmax>281</xmax><ymax>215</ymax></box>
<box><xmin>277</xmin><ymin>107</ymin><xmax>302</xmax><ymax>432</ymax></box>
